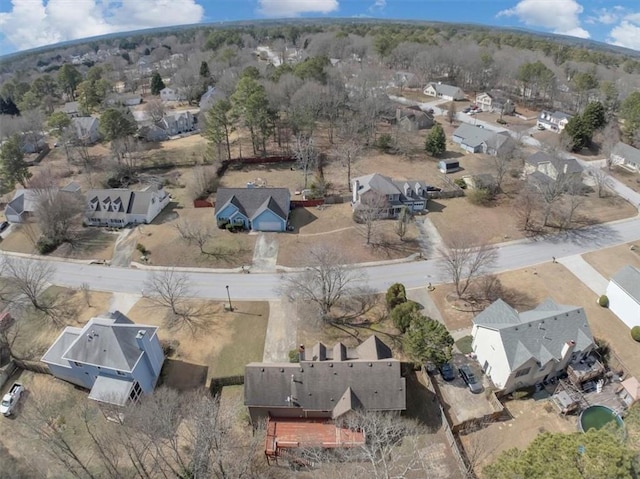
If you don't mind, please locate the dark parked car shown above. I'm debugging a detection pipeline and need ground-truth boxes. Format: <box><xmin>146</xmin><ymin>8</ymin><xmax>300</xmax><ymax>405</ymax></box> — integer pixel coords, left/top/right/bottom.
<box><xmin>439</xmin><ymin>363</ymin><xmax>455</xmax><ymax>381</ymax></box>
<box><xmin>0</xmin><ymin>221</ymin><xmax>9</xmax><ymax>232</ymax></box>
<box><xmin>459</xmin><ymin>365</ymin><xmax>483</xmax><ymax>393</ymax></box>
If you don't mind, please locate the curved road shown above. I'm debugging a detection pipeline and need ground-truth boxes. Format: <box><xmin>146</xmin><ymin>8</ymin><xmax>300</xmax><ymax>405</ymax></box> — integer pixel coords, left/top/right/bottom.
<box><xmin>14</xmin><ymin>212</ymin><xmax>637</xmax><ymax>301</ymax></box>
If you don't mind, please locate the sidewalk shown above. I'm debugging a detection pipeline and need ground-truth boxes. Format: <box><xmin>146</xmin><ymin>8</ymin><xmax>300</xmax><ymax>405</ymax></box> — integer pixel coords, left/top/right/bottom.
<box><xmin>262</xmin><ymin>299</ymin><xmax>299</xmax><ymax>362</ymax></box>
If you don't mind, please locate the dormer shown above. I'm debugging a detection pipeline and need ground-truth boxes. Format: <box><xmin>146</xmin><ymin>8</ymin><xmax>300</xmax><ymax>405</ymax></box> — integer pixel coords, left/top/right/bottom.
<box><xmin>101</xmin><ymin>197</ymin><xmax>111</xmax><ymax>211</ymax></box>
<box><xmin>88</xmin><ymin>197</ymin><xmax>99</xmax><ymax>211</ymax></box>
<box><xmin>111</xmin><ymin>198</ymin><xmax>122</xmax><ymax>212</ymax></box>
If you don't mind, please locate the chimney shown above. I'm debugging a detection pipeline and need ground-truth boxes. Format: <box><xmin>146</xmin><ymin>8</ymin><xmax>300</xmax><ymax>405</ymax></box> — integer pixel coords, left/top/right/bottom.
<box><xmin>135</xmin><ymin>330</ymin><xmax>147</xmax><ymax>351</ymax></box>
<box><xmin>333</xmin><ymin>343</ymin><xmax>347</xmax><ymax>361</ymax></box>
<box><xmin>561</xmin><ymin>340</ymin><xmax>576</xmax><ymax>360</ymax></box>
<box><xmin>298</xmin><ymin>344</ymin><xmax>305</xmax><ymax>361</ymax></box>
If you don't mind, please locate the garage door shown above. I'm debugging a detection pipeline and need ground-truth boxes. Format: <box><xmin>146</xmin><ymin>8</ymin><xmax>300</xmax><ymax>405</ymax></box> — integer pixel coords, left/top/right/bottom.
<box><xmin>255</xmin><ymin>221</ymin><xmax>282</xmax><ymax>231</ymax></box>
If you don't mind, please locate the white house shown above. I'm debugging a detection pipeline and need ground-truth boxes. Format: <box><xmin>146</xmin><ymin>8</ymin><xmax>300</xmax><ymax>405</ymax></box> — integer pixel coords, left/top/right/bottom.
<box><xmin>536</xmin><ymin>110</ymin><xmax>572</xmax><ymax>133</ymax></box>
<box><xmin>84</xmin><ymin>184</ymin><xmax>170</xmax><ymax>227</ymax></box>
<box><xmin>160</xmin><ymin>87</ymin><xmax>185</xmax><ymax>102</ymax></box>
<box><xmin>351</xmin><ymin>173</ymin><xmax>431</xmax><ymax>218</ymax></box>
<box><xmin>606</xmin><ymin>265</ymin><xmax>640</xmax><ymax>329</ymax></box>
<box><xmin>72</xmin><ymin>117</ymin><xmax>100</xmax><ymax>144</ymax></box>
<box><xmin>475</xmin><ymin>91</ymin><xmax>515</xmax><ymax>115</ymax></box>
<box><xmin>472</xmin><ymin>299</ymin><xmax>596</xmax><ymax>393</ymax></box>
<box><xmin>610</xmin><ymin>142</ymin><xmax>640</xmax><ymax>172</ymax></box>
<box><xmin>41</xmin><ymin>311</ymin><xmax>164</xmax><ymax>407</ymax></box>
<box><xmin>423</xmin><ymin>82</ymin><xmax>465</xmax><ymax>101</ymax></box>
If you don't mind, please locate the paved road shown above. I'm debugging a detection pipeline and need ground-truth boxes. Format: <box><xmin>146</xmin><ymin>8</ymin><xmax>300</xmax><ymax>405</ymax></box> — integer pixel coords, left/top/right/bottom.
<box><xmin>7</xmin><ymin>212</ymin><xmax>633</xmax><ymax>301</ymax></box>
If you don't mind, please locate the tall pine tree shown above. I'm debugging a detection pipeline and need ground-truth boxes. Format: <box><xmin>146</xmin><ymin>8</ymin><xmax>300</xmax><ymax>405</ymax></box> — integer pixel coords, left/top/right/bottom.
<box><xmin>150</xmin><ymin>72</ymin><xmax>166</xmax><ymax>96</ymax></box>
<box><xmin>425</xmin><ymin>123</ymin><xmax>446</xmax><ymax>157</ymax></box>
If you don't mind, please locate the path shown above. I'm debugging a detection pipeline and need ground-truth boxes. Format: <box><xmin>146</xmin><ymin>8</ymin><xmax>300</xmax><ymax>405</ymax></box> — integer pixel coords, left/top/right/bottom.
<box><xmin>262</xmin><ymin>299</ymin><xmax>298</xmax><ymax>362</ymax></box>
<box><xmin>108</xmin><ymin>292</ymin><xmax>141</xmax><ymax>315</ymax></box>
<box><xmin>557</xmin><ymin>254</ymin><xmax>609</xmax><ymax>296</ymax></box>
<box><xmin>252</xmin><ymin>233</ymin><xmax>279</xmax><ymax>272</ymax></box>
<box><xmin>407</xmin><ymin>287</ymin><xmax>444</xmax><ymax>323</ymax></box>
<box><xmin>415</xmin><ymin>217</ymin><xmax>444</xmax><ymax>258</ymax></box>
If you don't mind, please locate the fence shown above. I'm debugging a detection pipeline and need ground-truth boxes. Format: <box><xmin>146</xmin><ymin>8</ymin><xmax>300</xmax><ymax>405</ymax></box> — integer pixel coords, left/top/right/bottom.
<box><xmin>209</xmin><ymin>374</ymin><xmax>244</xmax><ymax>396</ymax></box>
<box><xmin>0</xmin><ymin>360</ymin><xmax>18</xmax><ymax>390</ymax></box>
<box><xmin>216</xmin><ymin>156</ymin><xmax>295</xmax><ymax>178</ymax></box>
<box><xmin>193</xmin><ymin>199</ymin><xmax>214</xmax><ymax>208</ymax></box>
<box><xmin>291</xmin><ymin>199</ymin><xmax>324</xmax><ymax>208</ymax></box>
<box><xmin>13</xmin><ymin>359</ymin><xmax>52</xmax><ymax>375</ymax></box>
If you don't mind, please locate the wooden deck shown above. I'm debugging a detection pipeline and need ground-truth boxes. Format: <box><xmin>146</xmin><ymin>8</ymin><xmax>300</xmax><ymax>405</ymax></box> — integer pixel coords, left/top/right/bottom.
<box><xmin>265</xmin><ymin>417</ymin><xmax>365</xmax><ymax>459</ymax></box>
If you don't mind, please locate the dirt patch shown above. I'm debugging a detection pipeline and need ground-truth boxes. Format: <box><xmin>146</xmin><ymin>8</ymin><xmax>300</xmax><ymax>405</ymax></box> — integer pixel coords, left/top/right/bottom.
<box><xmin>431</xmin><ymin>261</ymin><xmax>640</xmax><ymax>378</ymax></box>
<box><xmin>460</xmin><ymin>398</ymin><xmax>577</xmax><ymax>477</ymax></box>
<box><xmin>125</xmin><ymin>299</ymin><xmax>268</xmax><ymax>386</ymax></box>
<box><xmin>583</xmin><ymin>242</ymin><xmax>640</xmax><ymax>278</ymax></box>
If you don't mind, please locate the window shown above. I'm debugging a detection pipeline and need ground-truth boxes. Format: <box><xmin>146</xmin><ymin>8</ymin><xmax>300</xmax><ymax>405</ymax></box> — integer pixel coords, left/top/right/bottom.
<box><xmin>116</xmin><ymin>370</ymin><xmax>126</xmax><ymax>376</ymax></box>
<box><xmin>73</xmin><ymin>362</ymin><xmax>83</xmax><ymax>367</ymax></box>
<box><xmin>515</xmin><ymin>367</ymin><xmax>530</xmax><ymax>378</ymax></box>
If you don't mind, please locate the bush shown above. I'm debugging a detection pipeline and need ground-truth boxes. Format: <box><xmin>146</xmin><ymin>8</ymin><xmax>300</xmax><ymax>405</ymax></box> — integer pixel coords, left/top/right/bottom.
<box><xmin>467</xmin><ymin>188</ymin><xmax>493</xmax><ymax>206</ymax></box>
<box><xmin>160</xmin><ymin>339</ymin><xmax>180</xmax><ymax>357</ymax></box>
<box><xmin>455</xmin><ymin>335</ymin><xmax>474</xmax><ymax>355</ymax></box>
<box><xmin>136</xmin><ymin>243</ymin><xmax>148</xmax><ymax>255</ymax></box>
<box><xmin>374</xmin><ymin>133</ymin><xmax>393</xmax><ymax>152</ymax></box>
<box><xmin>36</xmin><ymin>237</ymin><xmax>60</xmax><ymax>254</ymax></box>
<box><xmin>217</xmin><ymin>219</ymin><xmax>229</xmax><ymax>229</ymax></box>
<box><xmin>631</xmin><ymin>326</ymin><xmax>640</xmax><ymax>342</ymax></box>
<box><xmin>386</xmin><ymin>283</ymin><xmax>407</xmax><ymax>310</ymax></box>
<box><xmin>454</xmin><ymin>178</ymin><xmax>467</xmax><ymax>189</ymax></box>
<box><xmin>288</xmin><ymin>350</ymin><xmax>300</xmax><ymax>363</ymax></box>
<box><xmin>391</xmin><ymin>300</ymin><xmax>421</xmax><ymax>333</ymax></box>
<box><xmin>598</xmin><ymin>295</ymin><xmax>609</xmax><ymax>307</ymax></box>
<box><xmin>496</xmin><ymin>118</ymin><xmax>507</xmax><ymax>125</ymax></box>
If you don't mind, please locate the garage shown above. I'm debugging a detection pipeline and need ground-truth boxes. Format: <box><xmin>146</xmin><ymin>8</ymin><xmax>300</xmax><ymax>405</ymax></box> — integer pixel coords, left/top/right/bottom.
<box><xmin>253</xmin><ymin>221</ymin><xmax>282</xmax><ymax>232</ymax></box>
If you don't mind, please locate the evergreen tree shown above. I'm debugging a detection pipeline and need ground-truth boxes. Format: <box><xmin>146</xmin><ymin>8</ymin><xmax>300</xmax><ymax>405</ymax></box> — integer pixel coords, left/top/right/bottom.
<box><xmin>582</xmin><ymin>101</ymin><xmax>606</xmax><ymax>131</ymax></box>
<box><xmin>199</xmin><ymin>61</ymin><xmax>210</xmax><ymax>78</ymax></box>
<box><xmin>563</xmin><ymin>115</ymin><xmax>592</xmax><ymax>151</ymax></box>
<box><xmin>0</xmin><ymin>96</ymin><xmax>20</xmax><ymax>116</ymax></box>
<box><xmin>403</xmin><ymin>314</ymin><xmax>454</xmax><ymax>365</ymax></box>
<box><xmin>150</xmin><ymin>72</ymin><xmax>166</xmax><ymax>96</ymax></box>
<box><xmin>204</xmin><ymin>99</ymin><xmax>234</xmax><ymax>161</ymax></box>
<box><xmin>0</xmin><ymin>135</ymin><xmax>32</xmax><ymax>188</ymax></box>
<box><xmin>425</xmin><ymin>123</ymin><xmax>446</xmax><ymax>156</ymax></box>
<box><xmin>57</xmin><ymin>64</ymin><xmax>82</xmax><ymax>100</ymax></box>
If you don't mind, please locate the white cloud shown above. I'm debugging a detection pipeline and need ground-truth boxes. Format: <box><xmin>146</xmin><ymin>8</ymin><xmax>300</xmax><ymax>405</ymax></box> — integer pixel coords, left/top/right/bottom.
<box><xmin>586</xmin><ymin>6</ymin><xmax>627</xmax><ymax>25</ymax></box>
<box><xmin>369</xmin><ymin>0</ymin><xmax>386</xmax><ymax>11</ymax></box>
<box><xmin>498</xmin><ymin>0</ymin><xmax>590</xmax><ymax>38</ymax></box>
<box><xmin>257</xmin><ymin>0</ymin><xmax>339</xmax><ymax>17</ymax></box>
<box><xmin>608</xmin><ymin>16</ymin><xmax>640</xmax><ymax>51</ymax></box>
<box><xmin>0</xmin><ymin>0</ymin><xmax>204</xmax><ymax>52</ymax></box>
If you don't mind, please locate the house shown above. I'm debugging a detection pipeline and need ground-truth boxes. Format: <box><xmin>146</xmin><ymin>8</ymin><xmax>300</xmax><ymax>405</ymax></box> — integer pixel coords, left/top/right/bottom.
<box><xmin>84</xmin><ymin>184</ymin><xmax>170</xmax><ymax>227</ymax></box>
<box><xmin>423</xmin><ymin>82</ymin><xmax>465</xmax><ymax>101</ymax></box>
<box><xmin>159</xmin><ymin>111</ymin><xmax>195</xmax><ymax>136</ymax></box>
<box><xmin>472</xmin><ymin>298</ymin><xmax>596</xmax><ymax>393</ymax></box>
<box><xmin>452</xmin><ymin>123</ymin><xmax>514</xmax><ymax>156</ymax></box>
<box><xmin>610</xmin><ymin>142</ymin><xmax>640</xmax><ymax>172</ymax></box>
<box><xmin>395</xmin><ymin>106</ymin><xmax>434</xmax><ymax>131</ymax></box>
<box><xmin>199</xmin><ymin>86</ymin><xmax>225</xmax><ymax>111</ymax></box>
<box><xmin>475</xmin><ymin>91</ymin><xmax>516</xmax><ymax>115</ymax></box>
<box><xmin>215</xmin><ymin>187</ymin><xmax>291</xmax><ymax>232</ymax></box>
<box><xmin>62</xmin><ymin>101</ymin><xmax>80</xmax><ymax>117</ymax></box>
<box><xmin>394</xmin><ymin>71</ymin><xmax>421</xmax><ymax>89</ymax></box>
<box><xmin>18</xmin><ymin>133</ymin><xmax>47</xmax><ymax>154</ymax></box>
<box><xmin>351</xmin><ymin>173</ymin><xmax>432</xmax><ymax>218</ymax></box>
<box><xmin>159</xmin><ymin>87</ymin><xmax>185</xmax><ymax>102</ymax></box>
<box><xmin>4</xmin><ymin>189</ymin><xmax>38</xmax><ymax>223</ymax></box>
<box><xmin>245</xmin><ymin>336</ymin><xmax>405</xmax><ymax>458</ymax></box>
<box><xmin>72</xmin><ymin>117</ymin><xmax>100</xmax><ymax>144</ymax></box>
<box><xmin>41</xmin><ymin>311</ymin><xmax>164</xmax><ymax>407</ymax></box>
<box><xmin>536</xmin><ymin>110</ymin><xmax>572</xmax><ymax>133</ymax></box>
<box><xmin>524</xmin><ymin>151</ymin><xmax>583</xmax><ymax>189</ymax></box>
<box><xmin>606</xmin><ymin>265</ymin><xmax>640</xmax><ymax>329</ymax></box>
<box><xmin>122</xmin><ymin>95</ymin><xmax>142</xmax><ymax>106</ymax></box>
<box><xmin>138</xmin><ymin>124</ymin><xmax>169</xmax><ymax>142</ymax></box>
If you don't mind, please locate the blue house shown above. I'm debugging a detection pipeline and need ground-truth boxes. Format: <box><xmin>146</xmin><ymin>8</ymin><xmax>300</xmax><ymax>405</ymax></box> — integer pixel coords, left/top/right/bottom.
<box><xmin>215</xmin><ymin>187</ymin><xmax>291</xmax><ymax>232</ymax></box>
<box><xmin>41</xmin><ymin>311</ymin><xmax>165</xmax><ymax>407</ymax></box>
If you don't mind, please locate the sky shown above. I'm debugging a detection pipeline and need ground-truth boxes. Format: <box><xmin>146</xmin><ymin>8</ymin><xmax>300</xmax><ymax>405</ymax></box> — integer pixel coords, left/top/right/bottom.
<box><xmin>1</xmin><ymin>0</ymin><xmax>640</xmax><ymax>56</ymax></box>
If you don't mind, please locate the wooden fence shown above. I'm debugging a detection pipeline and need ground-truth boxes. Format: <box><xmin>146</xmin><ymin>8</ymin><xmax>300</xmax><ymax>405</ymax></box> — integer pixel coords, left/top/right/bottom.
<box><xmin>216</xmin><ymin>156</ymin><xmax>295</xmax><ymax>178</ymax></box>
<box><xmin>193</xmin><ymin>199</ymin><xmax>214</xmax><ymax>208</ymax></box>
<box><xmin>13</xmin><ymin>359</ymin><xmax>51</xmax><ymax>375</ymax></box>
<box><xmin>0</xmin><ymin>360</ymin><xmax>18</xmax><ymax>390</ymax></box>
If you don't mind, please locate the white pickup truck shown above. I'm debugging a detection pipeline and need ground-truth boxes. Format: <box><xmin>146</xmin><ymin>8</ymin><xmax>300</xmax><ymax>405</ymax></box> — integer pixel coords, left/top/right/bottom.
<box><xmin>1</xmin><ymin>382</ymin><xmax>24</xmax><ymax>416</ymax></box>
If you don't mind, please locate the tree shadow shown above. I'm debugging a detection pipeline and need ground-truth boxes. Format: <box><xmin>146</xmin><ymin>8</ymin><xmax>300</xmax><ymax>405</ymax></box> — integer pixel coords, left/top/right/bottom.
<box><xmin>288</xmin><ymin>207</ymin><xmax>318</xmax><ymax>232</ymax></box>
<box><xmin>150</xmin><ymin>202</ymin><xmax>182</xmax><ymax>225</ymax></box>
<box><xmin>404</xmin><ymin>369</ymin><xmax>443</xmax><ymax>431</ymax></box>
<box><xmin>159</xmin><ymin>359</ymin><xmax>208</xmax><ymax>391</ymax></box>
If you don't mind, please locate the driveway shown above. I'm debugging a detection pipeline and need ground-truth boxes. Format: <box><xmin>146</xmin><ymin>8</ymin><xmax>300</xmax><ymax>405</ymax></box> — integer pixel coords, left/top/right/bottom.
<box><xmin>415</xmin><ymin>216</ymin><xmax>444</xmax><ymax>258</ymax></box>
<box><xmin>110</xmin><ymin>229</ymin><xmax>139</xmax><ymax>267</ymax></box>
<box><xmin>557</xmin><ymin>254</ymin><xmax>609</xmax><ymax>296</ymax></box>
<box><xmin>252</xmin><ymin>233</ymin><xmax>279</xmax><ymax>272</ymax></box>
<box><xmin>262</xmin><ymin>299</ymin><xmax>298</xmax><ymax>362</ymax></box>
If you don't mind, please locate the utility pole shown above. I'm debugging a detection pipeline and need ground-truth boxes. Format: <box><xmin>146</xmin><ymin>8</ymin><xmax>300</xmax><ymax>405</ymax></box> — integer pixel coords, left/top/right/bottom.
<box><xmin>225</xmin><ymin>285</ymin><xmax>233</xmax><ymax>311</ymax></box>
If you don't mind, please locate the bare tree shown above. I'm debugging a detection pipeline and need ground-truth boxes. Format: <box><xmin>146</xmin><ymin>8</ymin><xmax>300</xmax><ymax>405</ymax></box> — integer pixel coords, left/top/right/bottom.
<box><xmin>354</xmin><ymin>193</ymin><xmax>388</xmax><ymax>245</ymax></box>
<box><xmin>394</xmin><ymin>206</ymin><xmax>411</xmax><ymax>241</ymax></box>
<box><xmin>331</xmin><ymin>121</ymin><xmax>363</xmax><ymax>190</ymax></box>
<box><xmin>142</xmin><ymin>98</ymin><xmax>165</xmax><ymax>122</ymax></box>
<box><xmin>2</xmin><ymin>257</ymin><xmax>60</xmax><ymax>320</ymax></box>
<box><xmin>292</xmin><ymin>133</ymin><xmax>318</xmax><ymax>189</ymax></box>
<box><xmin>514</xmin><ymin>186</ymin><xmax>543</xmax><ymax>232</ymax></box>
<box><xmin>144</xmin><ymin>269</ymin><xmax>202</xmax><ymax>331</ymax></box>
<box><xmin>439</xmin><ymin>235</ymin><xmax>498</xmax><ymax>299</ymax></box>
<box><xmin>588</xmin><ymin>166</ymin><xmax>612</xmax><ymax>198</ymax></box>
<box><xmin>175</xmin><ymin>219</ymin><xmax>213</xmax><ymax>254</ymax></box>
<box><xmin>493</xmin><ymin>140</ymin><xmax>519</xmax><ymax>191</ymax></box>
<box><xmin>281</xmin><ymin>246</ymin><xmax>367</xmax><ymax>322</ymax></box>
<box><xmin>187</xmin><ymin>165</ymin><xmax>218</xmax><ymax>201</ymax></box>
<box><xmin>540</xmin><ymin>176</ymin><xmax>568</xmax><ymax>227</ymax></box>
<box><xmin>557</xmin><ymin>180</ymin><xmax>586</xmax><ymax>229</ymax></box>
<box><xmin>446</xmin><ymin>101</ymin><xmax>457</xmax><ymax>125</ymax></box>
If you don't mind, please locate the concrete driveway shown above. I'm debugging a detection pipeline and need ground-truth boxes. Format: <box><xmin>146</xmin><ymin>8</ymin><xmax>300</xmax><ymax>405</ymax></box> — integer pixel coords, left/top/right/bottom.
<box><xmin>110</xmin><ymin>229</ymin><xmax>139</xmax><ymax>267</ymax></box>
<box><xmin>252</xmin><ymin>233</ymin><xmax>279</xmax><ymax>272</ymax></box>
<box><xmin>262</xmin><ymin>299</ymin><xmax>298</xmax><ymax>362</ymax></box>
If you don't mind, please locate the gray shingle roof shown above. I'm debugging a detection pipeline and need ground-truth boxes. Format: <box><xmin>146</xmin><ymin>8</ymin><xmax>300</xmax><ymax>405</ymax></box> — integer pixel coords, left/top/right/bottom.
<box><xmin>41</xmin><ymin>327</ymin><xmax>83</xmax><ymax>367</ymax></box>
<box><xmin>474</xmin><ymin>299</ymin><xmax>594</xmax><ymax>370</ymax></box>
<box><xmin>61</xmin><ymin>313</ymin><xmax>158</xmax><ymax>372</ymax></box>
<box><xmin>526</xmin><ymin>151</ymin><xmax>583</xmax><ymax>175</ymax></box>
<box><xmin>612</xmin><ymin>142</ymin><xmax>640</xmax><ymax>166</ymax></box>
<box><xmin>215</xmin><ymin>188</ymin><xmax>290</xmax><ymax>221</ymax></box>
<box><xmin>245</xmin><ymin>336</ymin><xmax>405</xmax><ymax>416</ymax></box>
<box><xmin>428</xmin><ymin>82</ymin><xmax>463</xmax><ymax>98</ymax></box>
<box><xmin>611</xmin><ymin>265</ymin><xmax>640</xmax><ymax>302</ymax></box>
<box><xmin>452</xmin><ymin>123</ymin><xmax>498</xmax><ymax>148</ymax></box>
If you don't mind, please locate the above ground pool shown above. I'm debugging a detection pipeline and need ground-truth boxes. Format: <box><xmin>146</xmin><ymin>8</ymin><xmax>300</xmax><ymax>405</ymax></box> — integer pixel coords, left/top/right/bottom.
<box><xmin>579</xmin><ymin>405</ymin><xmax>624</xmax><ymax>432</ymax></box>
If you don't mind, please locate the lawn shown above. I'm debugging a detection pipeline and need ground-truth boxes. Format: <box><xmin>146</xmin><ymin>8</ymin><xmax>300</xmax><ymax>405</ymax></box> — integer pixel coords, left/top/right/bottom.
<box><xmin>582</xmin><ymin>241</ymin><xmax>640</xmax><ymax>279</ymax></box>
<box><xmin>608</xmin><ymin>165</ymin><xmax>640</xmax><ymax>194</ymax></box>
<box><xmin>126</xmin><ymin>299</ymin><xmax>269</xmax><ymax>387</ymax></box>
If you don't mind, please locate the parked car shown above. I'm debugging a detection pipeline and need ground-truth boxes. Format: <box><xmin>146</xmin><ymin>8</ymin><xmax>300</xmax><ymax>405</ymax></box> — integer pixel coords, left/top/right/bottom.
<box><xmin>463</xmin><ymin>107</ymin><xmax>471</xmax><ymax>113</ymax></box>
<box><xmin>439</xmin><ymin>363</ymin><xmax>456</xmax><ymax>381</ymax></box>
<box><xmin>1</xmin><ymin>382</ymin><xmax>24</xmax><ymax>416</ymax></box>
<box><xmin>537</xmin><ymin>124</ymin><xmax>545</xmax><ymax>130</ymax></box>
<box><xmin>0</xmin><ymin>221</ymin><xmax>8</xmax><ymax>232</ymax></box>
<box><xmin>459</xmin><ymin>365</ymin><xmax>483</xmax><ymax>393</ymax></box>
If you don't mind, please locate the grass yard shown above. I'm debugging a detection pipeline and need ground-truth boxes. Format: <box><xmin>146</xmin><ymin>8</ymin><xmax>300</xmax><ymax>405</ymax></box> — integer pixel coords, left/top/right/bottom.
<box><xmin>134</xmin><ymin>207</ymin><xmax>255</xmax><ymax>268</ymax></box>
<box><xmin>126</xmin><ymin>299</ymin><xmax>269</xmax><ymax>387</ymax></box>
<box><xmin>608</xmin><ymin>165</ymin><xmax>640</xmax><ymax>194</ymax></box>
<box><xmin>582</xmin><ymin>241</ymin><xmax>640</xmax><ymax>279</ymax></box>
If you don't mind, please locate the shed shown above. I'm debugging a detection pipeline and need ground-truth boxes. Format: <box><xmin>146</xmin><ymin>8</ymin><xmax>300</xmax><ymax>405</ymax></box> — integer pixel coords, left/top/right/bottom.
<box><xmin>438</xmin><ymin>159</ymin><xmax>460</xmax><ymax>174</ymax></box>
<box><xmin>619</xmin><ymin>377</ymin><xmax>640</xmax><ymax>406</ymax></box>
